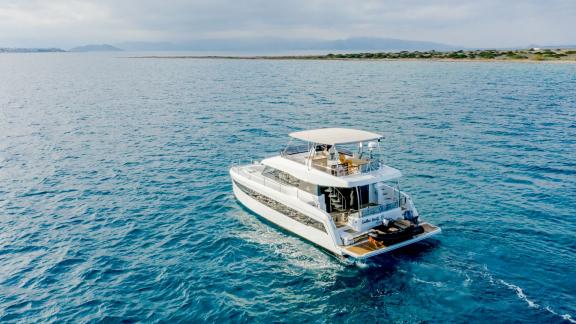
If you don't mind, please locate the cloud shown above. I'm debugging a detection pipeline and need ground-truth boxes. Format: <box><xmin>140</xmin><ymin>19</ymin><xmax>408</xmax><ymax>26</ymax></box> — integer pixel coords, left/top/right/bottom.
<box><xmin>0</xmin><ymin>0</ymin><xmax>574</xmax><ymax>48</ymax></box>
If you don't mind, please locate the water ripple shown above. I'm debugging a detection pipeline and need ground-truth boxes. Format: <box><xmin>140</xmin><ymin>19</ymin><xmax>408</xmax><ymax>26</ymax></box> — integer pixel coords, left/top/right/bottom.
<box><xmin>0</xmin><ymin>55</ymin><xmax>575</xmax><ymax>322</ymax></box>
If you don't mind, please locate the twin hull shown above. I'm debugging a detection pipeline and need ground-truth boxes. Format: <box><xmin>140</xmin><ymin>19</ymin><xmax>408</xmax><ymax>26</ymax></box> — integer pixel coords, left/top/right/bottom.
<box><xmin>230</xmin><ymin>167</ymin><xmax>440</xmax><ymax>260</ymax></box>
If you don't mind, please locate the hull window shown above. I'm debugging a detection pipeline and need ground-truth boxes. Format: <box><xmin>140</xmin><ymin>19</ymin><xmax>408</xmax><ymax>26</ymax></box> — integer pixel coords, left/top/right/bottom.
<box><xmin>234</xmin><ymin>180</ymin><xmax>326</xmax><ymax>233</ymax></box>
<box><xmin>262</xmin><ymin>166</ymin><xmax>319</xmax><ymax>195</ymax></box>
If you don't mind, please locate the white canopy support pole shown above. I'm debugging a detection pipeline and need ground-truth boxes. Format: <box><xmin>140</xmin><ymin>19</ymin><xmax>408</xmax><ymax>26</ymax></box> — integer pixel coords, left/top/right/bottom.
<box><xmin>397</xmin><ymin>179</ymin><xmax>401</xmax><ymax>209</ymax></box>
<box><xmin>307</xmin><ymin>142</ymin><xmax>315</xmax><ymax>171</ymax></box>
<box><xmin>356</xmin><ymin>186</ymin><xmax>361</xmax><ymax>212</ymax></box>
<box><xmin>282</xmin><ymin>138</ymin><xmax>293</xmax><ymax>156</ymax></box>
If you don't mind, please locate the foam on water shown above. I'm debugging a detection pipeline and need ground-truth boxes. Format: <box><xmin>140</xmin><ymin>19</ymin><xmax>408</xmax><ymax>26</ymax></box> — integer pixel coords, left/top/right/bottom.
<box><xmin>499</xmin><ymin>279</ymin><xmax>539</xmax><ymax>309</ymax></box>
<box><xmin>232</xmin><ymin>210</ymin><xmax>340</xmax><ymax>271</ymax></box>
<box><xmin>478</xmin><ymin>264</ymin><xmax>576</xmax><ymax>323</ymax></box>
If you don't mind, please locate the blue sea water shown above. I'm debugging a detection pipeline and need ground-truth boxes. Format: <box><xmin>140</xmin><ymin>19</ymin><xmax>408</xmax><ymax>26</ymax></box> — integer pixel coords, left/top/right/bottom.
<box><xmin>0</xmin><ymin>53</ymin><xmax>575</xmax><ymax>323</ymax></box>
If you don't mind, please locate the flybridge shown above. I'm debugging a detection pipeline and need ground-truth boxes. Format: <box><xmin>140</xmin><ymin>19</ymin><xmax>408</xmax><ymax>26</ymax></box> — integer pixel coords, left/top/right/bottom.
<box><xmin>281</xmin><ymin>128</ymin><xmax>391</xmax><ymax>181</ymax></box>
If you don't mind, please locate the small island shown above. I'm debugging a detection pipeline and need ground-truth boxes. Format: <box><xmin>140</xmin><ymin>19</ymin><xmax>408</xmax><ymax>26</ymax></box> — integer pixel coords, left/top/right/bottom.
<box><xmin>69</xmin><ymin>44</ymin><xmax>123</xmax><ymax>52</ymax></box>
<box><xmin>0</xmin><ymin>47</ymin><xmax>65</xmax><ymax>53</ymax></box>
<box><xmin>133</xmin><ymin>48</ymin><xmax>576</xmax><ymax>62</ymax></box>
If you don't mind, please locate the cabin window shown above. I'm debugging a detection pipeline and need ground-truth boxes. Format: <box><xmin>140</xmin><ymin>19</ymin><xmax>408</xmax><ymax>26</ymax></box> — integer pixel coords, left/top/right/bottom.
<box><xmin>234</xmin><ymin>180</ymin><xmax>326</xmax><ymax>233</ymax></box>
<box><xmin>262</xmin><ymin>167</ymin><xmax>319</xmax><ymax>195</ymax></box>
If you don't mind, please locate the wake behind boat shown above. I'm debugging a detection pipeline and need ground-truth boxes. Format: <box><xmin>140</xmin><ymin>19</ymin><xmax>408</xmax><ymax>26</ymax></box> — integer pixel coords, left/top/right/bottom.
<box><xmin>230</xmin><ymin>128</ymin><xmax>441</xmax><ymax>261</ymax></box>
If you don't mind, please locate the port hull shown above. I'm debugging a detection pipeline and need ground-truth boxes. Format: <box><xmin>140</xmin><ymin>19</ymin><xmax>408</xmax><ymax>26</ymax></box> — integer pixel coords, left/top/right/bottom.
<box><xmin>231</xmin><ymin>177</ymin><xmax>340</xmax><ymax>255</ymax></box>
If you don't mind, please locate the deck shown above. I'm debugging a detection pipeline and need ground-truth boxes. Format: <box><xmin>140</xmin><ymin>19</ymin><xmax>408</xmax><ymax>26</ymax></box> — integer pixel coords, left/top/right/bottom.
<box><xmin>344</xmin><ymin>223</ymin><xmax>440</xmax><ymax>257</ymax></box>
<box><xmin>282</xmin><ymin>150</ymin><xmax>379</xmax><ymax>177</ymax></box>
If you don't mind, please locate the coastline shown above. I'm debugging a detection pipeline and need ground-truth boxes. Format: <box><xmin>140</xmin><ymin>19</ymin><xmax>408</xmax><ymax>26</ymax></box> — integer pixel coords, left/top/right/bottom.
<box><xmin>126</xmin><ymin>55</ymin><xmax>576</xmax><ymax>63</ymax></box>
<box><xmin>125</xmin><ymin>48</ymin><xmax>576</xmax><ymax>63</ymax></box>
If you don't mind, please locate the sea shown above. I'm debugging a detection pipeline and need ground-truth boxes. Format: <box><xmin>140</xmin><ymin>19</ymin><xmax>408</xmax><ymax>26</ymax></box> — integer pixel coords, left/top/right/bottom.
<box><xmin>1</xmin><ymin>52</ymin><xmax>575</xmax><ymax>323</ymax></box>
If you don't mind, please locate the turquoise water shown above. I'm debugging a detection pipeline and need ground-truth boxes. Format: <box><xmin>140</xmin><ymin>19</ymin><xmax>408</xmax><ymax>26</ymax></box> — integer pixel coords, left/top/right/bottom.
<box><xmin>1</xmin><ymin>53</ymin><xmax>575</xmax><ymax>322</ymax></box>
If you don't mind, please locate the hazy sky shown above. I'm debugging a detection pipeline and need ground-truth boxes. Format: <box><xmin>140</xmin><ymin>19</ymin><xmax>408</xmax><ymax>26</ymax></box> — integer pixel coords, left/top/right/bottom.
<box><xmin>1</xmin><ymin>0</ymin><xmax>575</xmax><ymax>48</ymax></box>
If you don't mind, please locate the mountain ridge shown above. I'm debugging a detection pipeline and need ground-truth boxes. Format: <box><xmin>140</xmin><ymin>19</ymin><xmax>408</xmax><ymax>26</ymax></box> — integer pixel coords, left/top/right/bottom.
<box><xmin>69</xmin><ymin>44</ymin><xmax>123</xmax><ymax>52</ymax></box>
<box><xmin>115</xmin><ymin>37</ymin><xmax>461</xmax><ymax>52</ymax></box>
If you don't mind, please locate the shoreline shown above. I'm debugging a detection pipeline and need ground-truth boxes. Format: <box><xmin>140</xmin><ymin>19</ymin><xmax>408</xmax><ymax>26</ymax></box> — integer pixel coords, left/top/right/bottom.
<box><xmin>125</xmin><ymin>55</ymin><xmax>576</xmax><ymax>64</ymax></box>
<box><xmin>125</xmin><ymin>48</ymin><xmax>576</xmax><ymax>64</ymax></box>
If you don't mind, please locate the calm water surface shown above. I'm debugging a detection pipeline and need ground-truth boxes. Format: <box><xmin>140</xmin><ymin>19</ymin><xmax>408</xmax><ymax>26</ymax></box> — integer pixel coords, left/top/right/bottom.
<box><xmin>1</xmin><ymin>53</ymin><xmax>575</xmax><ymax>322</ymax></box>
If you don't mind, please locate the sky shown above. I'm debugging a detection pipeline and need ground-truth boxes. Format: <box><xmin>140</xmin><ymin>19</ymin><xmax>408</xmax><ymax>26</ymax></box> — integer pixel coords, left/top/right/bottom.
<box><xmin>0</xmin><ymin>0</ymin><xmax>575</xmax><ymax>48</ymax></box>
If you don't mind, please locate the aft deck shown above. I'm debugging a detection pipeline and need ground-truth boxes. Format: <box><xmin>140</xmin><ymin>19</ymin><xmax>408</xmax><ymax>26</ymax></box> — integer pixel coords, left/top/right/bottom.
<box><xmin>344</xmin><ymin>223</ymin><xmax>441</xmax><ymax>258</ymax></box>
<box><xmin>331</xmin><ymin>201</ymin><xmax>399</xmax><ymax>228</ymax></box>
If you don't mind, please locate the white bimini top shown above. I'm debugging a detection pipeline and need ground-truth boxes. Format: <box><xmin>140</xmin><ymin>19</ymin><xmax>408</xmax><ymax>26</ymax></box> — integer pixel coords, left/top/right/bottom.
<box><xmin>289</xmin><ymin>128</ymin><xmax>382</xmax><ymax>145</ymax></box>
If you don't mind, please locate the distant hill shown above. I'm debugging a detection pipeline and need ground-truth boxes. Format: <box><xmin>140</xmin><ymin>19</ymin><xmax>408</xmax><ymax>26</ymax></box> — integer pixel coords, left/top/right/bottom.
<box><xmin>115</xmin><ymin>41</ymin><xmax>175</xmax><ymax>51</ymax></box>
<box><xmin>0</xmin><ymin>47</ymin><xmax>65</xmax><ymax>53</ymax></box>
<box><xmin>70</xmin><ymin>44</ymin><xmax>123</xmax><ymax>52</ymax></box>
<box><xmin>325</xmin><ymin>37</ymin><xmax>460</xmax><ymax>51</ymax></box>
<box><xmin>116</xmin><ymin>37</ymin><xmax>460</xmax><ymax>52</ymax></box>
<box><xmin>526</xmin><ymin>44</ymin><xmax>576</xmax><ymax>50</ymax></box>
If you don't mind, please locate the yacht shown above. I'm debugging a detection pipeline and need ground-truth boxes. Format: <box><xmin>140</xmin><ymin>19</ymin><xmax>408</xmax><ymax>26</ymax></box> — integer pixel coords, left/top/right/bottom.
<box><xmin>230</xmin><ymin>128</ymin><xmax>441</xmax><ymax>261</ymax></box>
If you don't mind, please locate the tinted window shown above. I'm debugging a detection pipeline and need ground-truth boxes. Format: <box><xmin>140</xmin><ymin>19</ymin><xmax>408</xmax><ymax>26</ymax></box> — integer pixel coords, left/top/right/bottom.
<box><xmin>262</xmin><ymin>167</ymin><xmax>318</xmax><ymax>195</ymax></box>
<box><xmin>234</xmin><ymin>180</ymin><xmax>326</xmax><ymax>233</ymax></box>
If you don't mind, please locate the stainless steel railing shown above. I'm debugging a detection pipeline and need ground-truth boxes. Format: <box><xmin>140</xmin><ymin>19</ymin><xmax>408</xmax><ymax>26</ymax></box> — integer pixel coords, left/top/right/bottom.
<box><xmin>308</xmin><ymin>159</ymin><xmax>381</xmax><ymax>177</ymax></box>
<box><xmin>357</xmin><ymin>201</ymin><xmax>399</xmax><ymax>217</ymax></box>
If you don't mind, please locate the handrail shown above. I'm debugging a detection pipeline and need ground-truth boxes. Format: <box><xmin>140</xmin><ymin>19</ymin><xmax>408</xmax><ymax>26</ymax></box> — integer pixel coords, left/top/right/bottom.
<box><xmin>281</xmin><ymin>149</ymin><xmax>382</xmax><ymax>177</ymax></box>
<box><xmin>333</xmin><ymin>187</ymin><xmax>347</xmax><ymax>210</ymax></box>
<box><xmin>310</xmin><ymin>158</ymin><xmax>381</xmax><ymax>177</ymax></box>
<box><xmin>231</xmin><ymin>158</ymin><xmax>255</xmax><ymax>167</ymax></box>
<box><xmin>281</xmin><ymin>144</ymin><xmax>309</xmax><ymax>157</ymax></box>
<box><xmin>238</xmin><ymin>166</ymin><xmax>318</xmax><ymax>207</ymax></box>
<box><xmin>358</xmin><ymin>201</ymin><xmax>399</xmax><ymax>217</ymax></box>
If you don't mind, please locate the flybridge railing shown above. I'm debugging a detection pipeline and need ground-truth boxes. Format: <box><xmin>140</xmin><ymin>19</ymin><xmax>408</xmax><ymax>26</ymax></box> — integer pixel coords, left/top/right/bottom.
<box><xmin>230</xmin><ymin>158</ymin><xmax>257</xmax><ymax>167</ymax></box>
<box><xmin>281</xmin><ymin>144</ymin><xmax>309</xmax><ymax>157</ymax></box>
<box><xmin>309</xmin><ymin>159</ymin><xmax>382</xmax><ymax>177</ymax></box>
<box><xmin>280</xmin><ymin>143</ymin><xmax>384</xmax><ymax>177</ymax></box>
<box><xmin>357</xmin><ymin>201</ymin><xmax>399</xmax><ymax>218</ymax></box>
<box><xmin>280</xmin><ymin>150</ymin><xmax>382</xmax><ymax>177</ymax></box>
<box><xmin>232</xmin><ymin>154</ymin><xmax>381</xmax><ymax>178</ymax></box>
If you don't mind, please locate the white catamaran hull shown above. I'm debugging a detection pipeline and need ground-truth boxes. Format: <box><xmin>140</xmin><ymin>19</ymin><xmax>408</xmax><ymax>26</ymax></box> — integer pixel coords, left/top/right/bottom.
<box><xmin>231</xmin><ymin>179</ymin><xmax>340</xmax><ymax>255</ymax></box>
<box><xmin>231</xmin><ymin>168</ymin><xmax>441</xmax><ymax>261</ymax></box>
<box><xmin>229</xmin><ymin>127</ymin><xmax>442</xmax><ymax>261</ymax></box>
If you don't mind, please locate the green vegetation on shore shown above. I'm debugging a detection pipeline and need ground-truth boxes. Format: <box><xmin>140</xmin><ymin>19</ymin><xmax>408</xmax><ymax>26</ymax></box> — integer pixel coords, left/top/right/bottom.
<box><xmin>316</xmin><ymin>48</ymin><xmax>576</xmax><ymax>61</ymax></box>
<box><xmin>133</xmin><ymin>48</ymin><xmax>576</xmax><ymax>62</ymax></box>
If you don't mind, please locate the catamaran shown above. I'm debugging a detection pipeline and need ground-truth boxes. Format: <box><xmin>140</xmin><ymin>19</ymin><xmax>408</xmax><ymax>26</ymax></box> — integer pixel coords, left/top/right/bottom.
<box><xmin>230</xmin><ymin>128</ymin><xmax>441</xmax><ymax>261</ymax></box>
